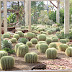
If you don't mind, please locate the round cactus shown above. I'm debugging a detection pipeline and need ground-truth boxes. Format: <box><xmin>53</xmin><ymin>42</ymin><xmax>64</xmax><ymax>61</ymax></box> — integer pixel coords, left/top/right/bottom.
<box><xmin>30</xmin><ymin>38</ymin><xmax>38</xmax><ymax>44</ymax></box>
<box><xmin>15</xmin><ymin>43</ymin><xmax>24</xmax><ymax>53</ymax></box>
<box><xmin>0</xmin><ymin>51</ymin><xmax>8</xmax><ymax>59</ymax></box>
<box><xmin>49</xmin><ymin>43</ymin><xmax>57</xmax><ymax>49</ymax></box>
<box><xmin>47</xmin><ymin>30</ymin><xmax>52</xmax><ymax>35</ymax></box>
<box><xmin>38</xmin><ymin>34</ymin><xmax>46</xmax><ymax>41</ymax></box>
<box><xmin>10</xmin><ymin>38</ymin><xmax>17</xmax><ymax>43</ymax></box>
<box><xmin>46</xmin><ymin>48</ymin><xmax>57</xmax><ymax>59</ymax></box>
<box><xmin>52</xmin><ymin>37</ymin><xmax>58</xmax><ymax>42</ymax></box>
<box><xmin>38</xmin><ymin>41</ymin><xmax>46</xmax><ymax>44</ymax></box>
<box><xmin>26</xmin><ymin>41</ymin><xmax>32</xmax><ymax>47</ymax></box>
<box><xmin>35</xmin><ymin>44</ymin><xmax>40</xmax><ymax>49</ymax></box>
<box><xmin>2</xmin><ymin>33</ymin><xmax>10</xmax><ymax>38</ymax></box>
<box><xmin>17</xmin><ymin>45</ymin><xmax>29</xmax><ymax>57</ymax></box>
<box><xmin>65</xmin><ymin>47</ymin><xmax>72</xmax><ymax>57</ymax></box>
<box><xmin>59</xmin><ymin>44</ymin><xmax>68</xmax><ymax>51</ymax></box>
<box><xmin>60</xmin><ymin>39</ymin><xmax>67</xmax><ymax>44</ymax></box>
<box><xmin>24</xmin><ymin>52</ymin><xmax>38</xmax><ymax>63</ymax></box>
<box><xmin>1</xmin><ymin>56</ymin><xmax>14</xmax><ymax>70</ymax></box>
<box><xmin>46</xmin><ymin>38</ymin><xmax>52</xmax><ymax>44</ymax></box>
<box><xmin>16</xmin><ymin>31</ymin><xmax>24</xmax><ymax>37</ymax></box>
<box><xmin>13</xmin><ymin>34</ymin><xmax>20</xmax><ymax>40</ymax></box>
<box><xmin>39</xmin><ymin>43</ymin><xmax>48</xmax><ymax>53</ymax></box>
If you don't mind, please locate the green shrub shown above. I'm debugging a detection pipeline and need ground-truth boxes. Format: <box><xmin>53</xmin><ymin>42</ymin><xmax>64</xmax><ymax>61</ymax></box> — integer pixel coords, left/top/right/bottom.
<box><xmin>52</xmin><ymin>37</ymin><xmax>58</xmax><ymax>42</ymax></box>
<box><xmin>60</xmin><ymin>39</ymin><xmax>67</xmax><ymax>44</ymax></box>
<box><xmin>0</xmin><ymin>51</ymin><xmax>8</xmax><ymax>59</ymax></box>
<box><xmin>1</xmin><ymin>40</ymin><xmax>12</xmax><ymax>49</ymax></box>
<box><xmin>59</xmin><ymin>44</ymin><xmax>68</xmax><ymax>51</ymax></box>
<box><xmin>46</xmin><ymin>38</ymin><xmax>52</xmax><ymax>44</ymax></box>
<box><xmin>1</xmin><ymin>56</ymin><xmax>14</xmax><ymax>70</ymax></box>
<box><xmin>30</xmin><ymin>38</ymin><xmax>38</xmax><ymax>44</ymax></box>
<box><xmin>24</xmin><ymin>52</ymin><xmax>38</xmax><ymax>63</ymax></box>
<box><xmin>10</xmin><ymin>38</ymin><xmax>17</xmax><ymax>43</ymax></box>
<box><xmin>13</xmin><ymin>34</ymin><xmax>20</xmax><ymax>40</ymax></box>
<box><xmin>49</xmin><ymin>43</ymin><xmax>57</xmax><ymax>49</ymax></box>
<box><xmin>65</xmin><ymin>47</ymin><xmax>72</xmax><ymax>57</ymax></box>
<box><xmin>38</xmin><ymin>34</ymin><xmax>46</xmax><ymax>41</ymax></box>
<box><xmin>26</xmin><ymin>32</ymin><xmax>36</xmax><ymax>40</ymax></box>
<box><xmin>15</xmin><ymin>43</ymin><xmax>24</xmax><ymax>53</ymax></box>
<box><xmin>39</xmin><ymin>44</ymin><xmax>48</xmax><ymax>53</ymax></box>
<box><xmin>2</xmin><ymin>33</ymin><xmax>10</xmax><ymax>38</ymax></box>
<box><xmin>16</xmin><ymin>31</ymin><xmax>24</xmax><ymax>37</ymax></box>
<box><xmin>26</xmin><ymin>41</ymin><xmax>32</xmax><ymax>47</ymax></box>
<box><xmin>46</xmin><ymin>48</ymin><xmax>57</xmax><ymax>59</ymax></box>
<box><xmin>17</xmin><ymin>45</ymin><xmax>29</xmax><ymax>57</ymax></box>
<box><xmin>18</xmin><ymin>38</ymin><xmax>28</xmax><ymax>44</ymax></box>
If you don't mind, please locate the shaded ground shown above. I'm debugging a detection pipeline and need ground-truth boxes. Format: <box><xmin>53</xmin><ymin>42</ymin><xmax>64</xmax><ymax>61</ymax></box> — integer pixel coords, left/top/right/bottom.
<box><xmin>0</xmin><ymin>44</ymin><xmax>72</xmax><ymax>71</ymax></box>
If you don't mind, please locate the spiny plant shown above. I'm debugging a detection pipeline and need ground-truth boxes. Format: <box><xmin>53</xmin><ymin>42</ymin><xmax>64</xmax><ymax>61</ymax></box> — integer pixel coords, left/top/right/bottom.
<box><xmin>13</xmin><ymin>34</ymin><xmax>20</xmax><ymax>40</ymax></box>
<box><xmin>59</xmin><ymin>39</ymin><xmax>67</xmax><ymax>44</ymax></box>
<box><xmin>10</xmin><ymin>38</ymin><xmax>17</xmax><ymax>43</ymax></box>
<box><xmin>46</xmin><ymin>38</ymin><xmax>52</xmax><ymax>44</ymax></box>
<box><xmin>2</xmin><ymin>33</ymin><xmax>10</xmax><ymax>38</ymax></box>
<box><xmin>26</xmin><ymin>41</ymin><xmax>32</xmax><ymax>47</ymax></box>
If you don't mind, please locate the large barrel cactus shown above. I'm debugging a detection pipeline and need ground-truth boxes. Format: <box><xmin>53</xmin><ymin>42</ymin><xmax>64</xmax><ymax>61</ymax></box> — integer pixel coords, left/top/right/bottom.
<box><xmin>2</xmin><ymin>33</ymin><xmax>10</xmax><ymax>38</ymax></box>
<box><xmin>17</xmin><ymin>45</ymin><xmax>29</xmax><ymax>57</ymax></box>
<box><xmin>65</xmin><ymin>47</ymin><xmax>72</xmax><ymax>57</ymax></box>
<box><xmin>59</xmin><ymin>44</ymin><xmax>68</xmax><ymax>51</ymax></box>
<box><xmin>24</xmin><ymin>52</ymin><xmax>38</xmax><ymax>63</ymax></box>
<box><xmin>0</xmin><ymin>51</ymin><xmax>8</xmax><ymax>59</ymax></box>
<box><xmin>1</xmin><ymin>56</ymin><xmax>14</xmax><ymax>70</ymax></box>
<box><xmin>46</xmin><ymin>48</ymin><xmax>57</xmax><ymax>59</ymax></box>
<box><xmin>15</xmin><ymin>43</ymin><xmax>24</xmax><ymax>53</ymax></box>
<box><xmin>39</xmin><ymin>43</ymin><xmax>48</xmax><ymax>53</ymax></box>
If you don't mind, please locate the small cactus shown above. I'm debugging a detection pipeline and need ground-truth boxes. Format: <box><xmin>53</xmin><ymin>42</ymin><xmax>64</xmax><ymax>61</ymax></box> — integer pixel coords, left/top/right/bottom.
<box><xmin>1</xmin><ymin>56</ymin><xmax>14</xmax><ymax>70</ymax></box>
<box><xmin>46</xmin><ymin>48</ymin><xmax>57</xmax><ymax>59</ymax></box>
<box><xmin>46</xmin><ymin>38</ymin><xmax>52</xmax><ymax>44</ymax></box>
<box><xmin>26</xmin><ymin>41</ymin><xmax>32</xmax><ymax>47</ymax></box>
<box><xmin>38</xmin><ymin>41</ymin><xmax>46</xmax><ymax>44</ymax></box>
<box><xmin>35</xmin><ymin>44</ymin><xmax>40</xmax><ymax>49</ymax></box>
<box><xmin>65</xmin><ymin>47</ymin><xmax>72</xmax><ymax>57</ymax></box>
<box><xmin>52</xmin><ymin>37</ymin><xmax>58</xmax><ymax>42</ymax></box>
<box><xmin>10</xmin><ymin>38</ymin><xmax>17</xmax><ymax>43</ymax></box>
<box><xmin>15</xmin><ymin>43</ymin><xmax>24</xmax><ymax>53</ymax></box>
<box><xmin>17</xmin><ymin>45</ymin><xmax>29</xmax><ymax>57</ymax></box>
<box><xmin>0</xmin><ymin>51</ymin><xmax>8</xmax><ymax>59</ymax></box>
<box><xmin>60</xmin><ymin>39</ymin><xmax>67</xmax><ymax>44</ymax></box>
<box><xmin>13</xmin><ymin>34</ymin><xmax>20</xmax><ymax>40</ymax></box>
<box><xmin>2</xmin><ymin>33</ymin><xmax>10</xmax><ymax>38</ymax></box>
<box><xmin>24</xmin><ymin>52</ymin><xmax>38</xmax><ymax>63</ymax></box>
<box><xmin>59</xmin><ymin>44</ymin><xmax>68</xmax><ymax>51</ymax></box>
<box><xmin>30</xmin><ymin>38</ymin><xmax>38</xmax><ymax>44</ymax></box>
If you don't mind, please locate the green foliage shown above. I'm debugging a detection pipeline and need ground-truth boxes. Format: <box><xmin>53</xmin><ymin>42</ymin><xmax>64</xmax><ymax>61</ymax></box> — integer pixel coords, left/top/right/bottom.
<box><xmin>46</xmin><ymin>38</ymin><xmax>52</xmax><ymax>44</ymax></box>
<box><xmin>17</xmin><ymin>45</ymin><xmax>29</xmax><ymax>57</ymax></box>
<box><xmin>18</xmin><ymin>38</ymin><xmax>28</xmax><ymax>44</ymax></box>
<box><xmin>26</xmin><ymin>41</ymin><xmax>32</xmax><ymax>47</ymax></box>
<box><xmin>1</xmin><ymin>56</ymin><xmax>14</xmax><ymax>70</ymax></box>
<box><xmin>65</xmin><ymin>47</ymin><xmax>72</xmax><ymax>57</ymax></box>
<box><xmin>38</xmin><ymin>44</ymin><xmax>48</xmax><ymax>53</ymax></box>
<box><xmin>59</xmin><ymin>44</ymin><xmax>68</xmax><ymax>52</ymax></box>
<box><xmin>0</xmin><ymin>51</ymin><xmax>8</xmax><ymax>59</ymax></box>
<box><xmin>15</xmin><ymin>43</ymin><xmax>24</xmax><ymax>53</ymax></box>
<box><xmin>60</xmin><ymin>39</ymin><xmax>67</xmax><ymax>44</ymax></box>
<box><xmin>24</xmin><ymin>52</ymin><xmax>38</xmax><ymax>63</ymax></box>
<box><xmin>1</xmin><ymin>40</ymin><xmax>12</xmax><ymax>49</ymax></box>
<box><xmin>10</xmin><ymin>38</ymin><xmax>17</xmax><ymax>43</ymax></box>
<box><xmin>46</xmin><ymin>48</ymin><xmax>57</xmax><ymax>59</ymax></box>
<box><xmin>13</xmin><ymin>34</ymin><xmax>20</xmax><ymax>40</ymax></box>
<box><xmin>38</xmin><ymin>34</ymin><xmax>46</xmax><ymax>41</ymax></box>
<box><xmin>2</xmin><ymin>33</ymin><xmax>10</xmax><ymax>38</ymax></box>
<box><xmin>49</xmin><ymin>43</ymin><xmax>57</xmax><ymax>49</ymax></box>
<box><xmin>30</xmin><ymin>38</ymin><xmax>38</xmax><ymax>44</ymax></box>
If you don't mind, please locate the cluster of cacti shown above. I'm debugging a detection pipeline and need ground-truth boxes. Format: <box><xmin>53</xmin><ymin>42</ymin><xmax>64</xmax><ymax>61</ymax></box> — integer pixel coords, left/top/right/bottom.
<box><xmin>10</xmin><ymin>38</ymin><xmax>17</xmax><ymax>43</ymax></box>
<box><xmin>2</xmin><ymin>33</ymin><xmax>10</xmax><ymax>38</ymax></box>
<box><xmin>65</xmin><ymin>47</ymin><xmax>72</xmax><ymax>57</ymax></box>
<box><xmin>26</xmin><ymin>32</ymin><xmax>36</xmax><ymax>40</ymax></box>
<box><xmin>46</xmin><ymin>38</ymin><xmax>52</xmax><ymax>44</ymax></box>
<box><xmin>30</xmin><ymin>38</ymin><xmax>38</xmax><ymax>44</ymax></box>
<box><xmin>26</xmin><ymin>41</ymin><xmax>32</xmax><ymax>47</ymax></box>
<box><xmin>17</xmin><ymin>45</ymin><xmax>29</xmax><ymax>57</ymax></box>
<box><xmin>24</xmin><ymin>52</ymin><xmax>38</xmax><ymax>63</ymax></box>
<box><xmin>1</xmin><ymin>56</ymin><xmax>14</xmax><ymax>70</ymax></box>
<box><xmin>49</xmin><ymin>43</ymin><xmax>57</xmax><ymax>49</ymax></box>
<box><xmin>15</xmin><ymin>43</ymin><xmax>24</xmax><ymax>53</ymax></box>
<box><xmin>46</xmin><ymin>48</ymin><xmax>57</xmax><ymax>59</ymax></box>
<box><xmin>38</xmin><ymin>43</ymin><xmax>48</xmax><ymax>53</ymax></box>
<box><xmin>60</xmin><ymin>39</ymin><xmax>67</xmax><ymax>44</ymax></box>
<box><xmin>16</xmin><ymin>31</ymin><xmax>24</xmax><ymax>37</ymax></box>
<box><xmin>59</xmin><ymin>44</ymin><xmax>68</xmax><ymax>51</ymax></box>
<box><xmin>18</xmin><ymin>38</ymin><xmax>28</xmax><ymax>44</ymax></box>
<box><xmin>1</xmin><ymin>40</ymin><xmax>12</xmax><ymax>49</ymax></box>
<box><xmin>13</xmin><ymin>34</ymin><xmax>20</xmax><ymax>40</ymax></box>
<box><xmin>52</xmin><ymin>37</ymin><xmax>58</xmax><ymax>42</ymax></box>
<box><xmin>38</xmin><ymin>34</ymin><xmax>46</xmax><ymax>41</ymax></box>
<box><xmin>0</xmin><ymin>51</ymin><xmax>8</xmax><ymax>59</ymax></box>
